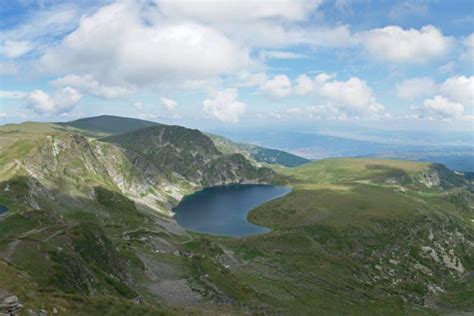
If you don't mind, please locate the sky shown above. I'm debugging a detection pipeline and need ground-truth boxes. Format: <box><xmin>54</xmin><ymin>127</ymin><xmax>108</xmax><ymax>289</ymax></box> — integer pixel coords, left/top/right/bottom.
<box><xmin>0</xmin><ymin>0</ymin><xmax>473</xmax><ymax>134</ymax></box>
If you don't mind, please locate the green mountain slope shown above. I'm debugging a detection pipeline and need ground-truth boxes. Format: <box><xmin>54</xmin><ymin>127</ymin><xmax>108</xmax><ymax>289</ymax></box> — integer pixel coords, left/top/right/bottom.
<box><xmin>209</xmin><ymin>133</ymin><xmax>311</xmax><ymax>167</ymax></box>
<box><xmin>103</xmin><ymin>125</ymin><xmax>275</xmax><ymax>186</ymax></box>
<box><xmin>0</xmin><ymin>120</ymin><xmax>472</xmax><ymax>315</ymax></box>
<box><xmin>61</xmin><ymin>115</ymin><xmax>309</xmax><ymax>168</ymax></box>
<box><xmin>238</xmin><ymin>159</ymin><xmax>473</xmax><ymax>313</ymax></box>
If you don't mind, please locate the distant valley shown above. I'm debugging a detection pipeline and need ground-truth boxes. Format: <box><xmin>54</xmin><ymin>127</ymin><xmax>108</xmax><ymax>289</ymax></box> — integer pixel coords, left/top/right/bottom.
<box><xmin>213</xmin><ymin>129</ymin><xmax>474</xmax><ymax>172</ymax></box>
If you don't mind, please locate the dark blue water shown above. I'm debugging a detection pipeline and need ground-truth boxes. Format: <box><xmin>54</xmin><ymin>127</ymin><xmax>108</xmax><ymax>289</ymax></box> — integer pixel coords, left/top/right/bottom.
<box><xmin>0</xmin><ymin>205</ymin><xmax>8</xmax><ymax>214</ymax></box>
<box><xmin>173</xmin><ymin>184</ymin><xmax>291</xmax><ymax>237</ymax></box>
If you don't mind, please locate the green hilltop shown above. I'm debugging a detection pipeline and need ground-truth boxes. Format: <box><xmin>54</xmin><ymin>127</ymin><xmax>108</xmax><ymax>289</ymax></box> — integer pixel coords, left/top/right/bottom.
<box><xmin>0</xmin><ymin>116</ymin><xmax>472</xmax><ymax>315</ymax></box>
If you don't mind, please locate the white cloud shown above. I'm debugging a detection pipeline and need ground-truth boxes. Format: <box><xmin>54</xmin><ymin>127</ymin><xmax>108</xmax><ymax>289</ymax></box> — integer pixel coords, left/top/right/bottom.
<box><xmin>286</xmin><ymin>73</ymin><xmax>386</xmax><ymax>119</ymax></box>
<box><xmin>287</xmin><ymin>73</ymin><xmax>386</xmax><ymax>118</ymax></box>
<box><xmin>319</xmin><ymin>77</ymin><xmax>385</xmax><ymax>117</ymax></box>
<box><xmin>157</xmin><ymin>0</ymin><xmax>321</xmax><ymax>23</ymax></box>
<box><xmin>423</xmin><ymin>95</ymin><xmax>464</xmax><ymax>119</ymax></box>
<box><xmin>440</xmin><ymin>75</ymin><xmax>474</xmax><ymax>108</ymax></box>
<box><xmin>1</xmin><ymin>40</ymin><xmax>33</xmax><ymax>58</ymax></box>
<box><xmin>406</xmin><ymin>75</ymin><xmax>474</xmax><ymax>120</ymax></box>
<box><xmin>295</xmin><ymin>74</ymin><xmax>314</xmax><ymax>96</ymax></box>
<box><xmin>294</xmin><ymin>73</ymin><xmax>333</xmax><ymax>95</ymax></box>
<box><xmin>161</xmin><ymin>97</ymin><xmax>177</xmax><ymax>110</ymax></box>
<box><xmin>203</xmin><ymin>89</ymin><xmax>246</xmax><ymax>123</ymax></box>
<box><xmin>260</xmin><ymin>75</ymin><xmax>292</xmax><ymax>99</ymax></box>
<box><xmin>260</xmin><ymin>50</ymin><xmax>306</xmax><ymax>60</ymax></box>
<box><xmin>40</xmin><ymin>2</ymin><xmax>251</xmax><ymax>88</ymax></box>
<box><xmin>0</xmin><ymin>90</ymin><xmax>27</xmax><ymax>99</ymax></box>
<box><xmin>396</xmin><ymin>77</ymin><xmax>437</xmax><ymax>100</ymax></box>
<box><xmin>51</xmin><ymin>74</ymin><xmax>133</xmax><ymax>99</ymax></box>
<box><xmin>360</xmin><ymin>25</ymin><xmax>451</xmax><ymax>63</ymax></box>
<box><xmin>26</xmin><ymin>87</ymin><xmax>81</xmax><ymax>115</ymax></box>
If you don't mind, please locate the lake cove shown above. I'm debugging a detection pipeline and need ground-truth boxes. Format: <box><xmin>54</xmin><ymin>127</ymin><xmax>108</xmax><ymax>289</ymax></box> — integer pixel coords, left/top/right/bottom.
<box><xmin>173</xmin><ymin>184</ymin><xmax>291</xmax><ymax>237</ymax></box>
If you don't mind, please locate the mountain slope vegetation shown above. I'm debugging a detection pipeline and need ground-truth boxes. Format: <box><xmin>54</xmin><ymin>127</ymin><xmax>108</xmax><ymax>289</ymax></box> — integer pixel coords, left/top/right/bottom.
<box><xmin>0</xmin><ymin>119</ymin><xmax>472</xmax><ymax>315</ymax></box>
<box><xmin>61</xmin><ymin>115</ymin><xmax>310</xmax><ymax>168</ymax></box>
<box><xmin>209</xmin><ymin>134</ymin><xmax>311</xmax><ymax>167</ymax></box>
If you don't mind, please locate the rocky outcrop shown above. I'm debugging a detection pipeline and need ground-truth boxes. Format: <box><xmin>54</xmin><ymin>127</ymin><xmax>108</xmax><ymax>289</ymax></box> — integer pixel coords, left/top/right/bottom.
<box><xmin>416</xmin><ymin>164</ymin><xmax>468</xmax><ymax>189</ymax></box>
<box><xmin>0</xmin><ymin>291</ymin><xmax>23</xmax><ymax>315</ymax></box>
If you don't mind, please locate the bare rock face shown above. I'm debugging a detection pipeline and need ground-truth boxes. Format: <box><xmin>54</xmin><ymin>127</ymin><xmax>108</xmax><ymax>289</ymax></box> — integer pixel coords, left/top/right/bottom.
<box><xmin>0</xmin><ymin>291</ymin><xmax>23</xmax><ymax>315</ymax></box>
<box><xmin>417</xmin><ymin>169</ymin><xmax>441</xmax><ymax>188</ymax></box>
<box><xmin>416</xmin><ymin>164</ymin><xmax>468</xmax><ymax>189</ymax></box>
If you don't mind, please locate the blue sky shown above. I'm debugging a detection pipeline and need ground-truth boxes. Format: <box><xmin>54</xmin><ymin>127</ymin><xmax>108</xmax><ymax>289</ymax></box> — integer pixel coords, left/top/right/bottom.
<box><xmin>0</xmin><ymin>0</ymin><xmax>473</xmax><ymax>133</ymax></box>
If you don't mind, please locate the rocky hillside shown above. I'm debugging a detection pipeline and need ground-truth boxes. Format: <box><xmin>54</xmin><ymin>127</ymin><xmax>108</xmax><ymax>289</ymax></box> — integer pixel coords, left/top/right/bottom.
<box><xmin>0</xmin><ymin>120</ymin><xmax>278</xmax><ymax>314</ymax></box>
<box><xmin>103</xmin><ymin>125</ymin><xmax>274</xmax><ymax>187</ymax></box>
<box><xmin>0</xmin><ymin>120</ymin><xmax>472</xmax><ymax>315</ymax></box>
<box><xmin>0</xmin><ymin>122</ymin><xmax>274</xmax><ymax>216</ymax></box>
<box><xmin>61</xmin><ymin>115</ymin><xmax>310</xmax><ymax>168</ymax></box>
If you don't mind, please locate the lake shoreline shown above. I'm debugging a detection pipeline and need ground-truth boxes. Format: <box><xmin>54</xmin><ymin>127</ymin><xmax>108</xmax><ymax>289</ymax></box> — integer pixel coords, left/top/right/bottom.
<box><xmin>172</xmin><ymin>184</ymin><xmax>291</xmax><ymax>237</ymax></box>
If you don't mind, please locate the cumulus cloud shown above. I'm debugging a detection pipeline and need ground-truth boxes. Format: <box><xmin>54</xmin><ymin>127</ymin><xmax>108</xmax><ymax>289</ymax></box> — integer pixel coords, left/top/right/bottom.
<box><xmin>440</xmin><ymin>75</ymin><xmax>474</xmax><ymax>107</ymax></box>
<box><xmin>26</xmin><ymin>87</ymin><xmax>81</xmax><ymax>115</ymax></box>
<box><xmin>40</xmin><ymin>2</ymin><xmax>251</xmax><ymax>89</ymax></box>
<box><xmin>294</xmin><ymin>74</ymin><xmax>314</xmax><ymax>96</ymax></box>
<box><xmin>52</xmin><ymin>74</ymin><xmax>133</xmax><ymax>99</ymax></box>
<box><xmin>423</xmin><ymin>96</ymin><xmax>464</xmax><ymax>119</ymax></box>
<box><xmin>161</xmin><ymin>97</ymin><xmax>177</xmax><ymax>110</ymax></box>
<box><xmin>319</xmin><ymin>77</ymin><xmax>385</xmax><ymax>117</ymax></box>
<box><xmin>158</xmin><ymin>0</ymin><xmax>354</xmax><ymax>50</ymax></box>
<box><xmin>360</xmin><ymin>25</ymin><xmax>451</xmax><ymax>63</ymax></box>
<box><xmin>293</xmin><ymin>73</ymin><xmax>385</xmax><ymax>118</ymax></box>
<box><xmin>396</xmin><ymin>77</ymin><xmax>437</xmax><ymax>100</ymax></box>
<box><xmin>294</xmin><ymin>73</ymin><xmax>333</xmax><ymax>95</ymax></box>
<box><xmin>260</xmin><ymin>75</ymin><xmax>292</xmax><ymax>99</ymax></box>
<box><xmin>411</xmin><ymin>75</ymin><xmax>473</xmax><ymax>119</ymax></box>
<box><xmin>203</xmin><ymin>89</ymin><xmax>246</xmax><ymax>123</ymax></box>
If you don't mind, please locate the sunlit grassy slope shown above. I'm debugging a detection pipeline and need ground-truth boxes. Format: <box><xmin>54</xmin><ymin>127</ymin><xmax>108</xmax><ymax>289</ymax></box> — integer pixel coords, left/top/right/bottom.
<box><xmin>200</xmin><ymin>158</ymin><xmax>473</xmax><ymax>314</ymax></box>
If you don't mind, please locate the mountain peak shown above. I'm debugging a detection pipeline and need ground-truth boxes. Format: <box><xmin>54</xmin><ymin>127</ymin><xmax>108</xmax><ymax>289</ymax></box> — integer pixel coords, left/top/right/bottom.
<box><xmin>59</xmin><ymin>115</ymin><xmax>160</xmax><ymax>135</ymax></box>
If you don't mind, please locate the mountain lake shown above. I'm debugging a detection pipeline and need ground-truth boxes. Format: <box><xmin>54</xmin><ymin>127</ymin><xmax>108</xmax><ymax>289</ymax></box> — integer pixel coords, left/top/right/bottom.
<box><xmin>173</xmin><ymin>184</ymin><xmax>291</xmax><ymax>237</ymax></box>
